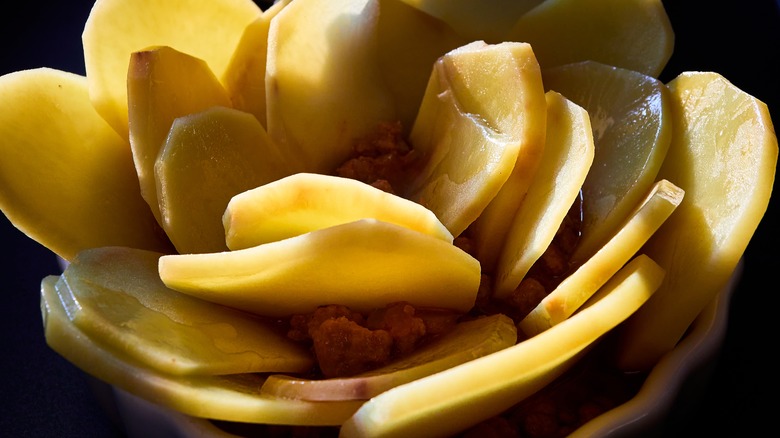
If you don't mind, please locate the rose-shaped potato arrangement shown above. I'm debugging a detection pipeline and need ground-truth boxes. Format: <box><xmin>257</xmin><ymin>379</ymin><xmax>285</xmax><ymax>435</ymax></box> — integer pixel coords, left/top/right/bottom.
<box><xmin>1</xmin><ymin>0</ymin><xmax>777</xmax><ymax>436</ymax></box>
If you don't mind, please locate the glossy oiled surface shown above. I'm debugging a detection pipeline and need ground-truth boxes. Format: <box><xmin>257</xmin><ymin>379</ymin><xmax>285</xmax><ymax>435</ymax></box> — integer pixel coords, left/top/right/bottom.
<box><xmin>0</xmin><ymin>1</ymin><xmax>778</xmax><ymax>436</ymax></box>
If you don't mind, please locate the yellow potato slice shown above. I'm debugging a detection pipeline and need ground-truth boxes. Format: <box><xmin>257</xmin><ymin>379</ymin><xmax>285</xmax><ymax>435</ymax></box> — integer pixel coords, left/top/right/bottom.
<box><xmin>266</xmin><ymin>0</ymin><xmax>395</xmax><ymax>173</ymax></box>
<box><xmin>616</xmin><ymin>72</ymin><xmax>778</xmax><ymax>371</ymax></box>
<box><xmin>542</xmin><ymin>60</ymin><xmax>673</xmax><ymax>267</ymax></box>
<box><xmin>260</xmin><ymin>314</ymin><xmax>516</xmax><ymax>401</ymax></box>
<box><xmin>223</xmin><ymin>172</ymin><xmax>453</xmax><ymax>250</ymax></box>
<box><xmin>398</xmin><ymin>0</ymin><xmax>542</xmax><ymax>43</ymax></box>
<box><xmin>41</xmin><ymin>276</ymin><xmax>362</xmax><ymax>425</ymax></box>
<box><xmin>57</xmin><ymin>246</ymin><xmax>313</xmax><ymax>376</ymax></box>
<box><xmin>493</xmin><ymin>91</ymin><xmax>593</xmax><ymax>299</ymax></box>
<box><xmin>222</xmin><ymin>0</ymin><xmax>292</xmax><ymax>128</ymax></box>
<box><xmin>127</xmin><ymin>46</ymin><xmax>232</xmax><ymax>225</ymax></box>
<box><xmin>406</xmin><ymin>41</ymin><xmax>544</xmax><ymax>237</ymax></box>
<box><xmin>155</xmin><ymin>106</ymin><xmax>291</xmax><ymax>254</ymax></box>
<box><xmin>0</xmin><ymin>68</ymin><xmax>171</xmax><ymax>261</ymax></box>
<box><xmin>159</xmin><ymin>219</ymin><xmax>480</xmax><ymax>317</ymax></box>
<box><xmin>340</xmin><ymin>254</ymin><xmax>664</xmax><ymax>438</ymax></box>
<box><xmin>506</xmin><ymin>0</ymin><xmax>674</xmax><ymax>77</ymax></box>
<box><xmin>82</xmin><ymin>0</ymin><xmax>261</xmax><ymax>138</ymax></box>
<box><xmin>519</xmin><ymin>179</ymin><xmax>684</xmax><ymax>337</ymax></box>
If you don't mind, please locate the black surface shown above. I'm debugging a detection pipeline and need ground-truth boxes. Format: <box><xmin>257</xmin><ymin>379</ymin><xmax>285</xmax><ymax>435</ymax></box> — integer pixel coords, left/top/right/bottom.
<box><xmin>0</xmin><ymin>1</ymin><xmax>778</xmax><ymax>437</ymax></box>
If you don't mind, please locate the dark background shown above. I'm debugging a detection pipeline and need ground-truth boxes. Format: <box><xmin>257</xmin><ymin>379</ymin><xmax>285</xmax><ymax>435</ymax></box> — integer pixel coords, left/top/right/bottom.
<box><xmin>1</xmin><ymin>1</ymin><xmax>778</xmax><ymax>436</ymax></box>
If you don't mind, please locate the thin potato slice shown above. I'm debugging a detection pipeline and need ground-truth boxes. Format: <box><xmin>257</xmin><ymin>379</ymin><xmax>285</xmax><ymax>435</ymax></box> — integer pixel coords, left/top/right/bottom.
<box><xmin>159</xmin><ymin>219</ymin><xmax>480</xmax><ymax>317</ymax></box>
<box><xmin>41</xmin><ymin>276</ymin><xmax>362</xmax><ymax>425</ymax></box>
<box><xmin>519</xmin><ymin>179</ymin><xmax>684</xmax><ymax>336</ymax></box>
<box><xmin>58</xmin><ymin>246</ymin><xmax>313</xmax><ymax>376</ymax></box>
<box><xmin>616</xmin><ymin>72</ymin><xmax>778</xmax><ymax>371</ymax></box>
<box><xmin>493</xmin><ymin>91</ymin><xmax>593</xmax><ymax>299</ymax></box>
<box><xmin>260</xmin><ymin>314</ymin><xmax>516</xmax><ymax>401</ymax></box>
<box><xmin>0</xmin><ymin>68</ymin><xmax>171</xmax><ymax>261</ymax></box>
<box><xmin>340</xmin><ymin>255</ymin><xmax>664</xmax><ymax>438</ymax></box>
<box><xmin>83</xmin><ymin>0</ymin><xmax>261</xmax><ymax>138</ymax></box>
<box><xmin>224</xmin><ymin>173</ymin><xmax>453</xmax><ymax>250</ymax></box>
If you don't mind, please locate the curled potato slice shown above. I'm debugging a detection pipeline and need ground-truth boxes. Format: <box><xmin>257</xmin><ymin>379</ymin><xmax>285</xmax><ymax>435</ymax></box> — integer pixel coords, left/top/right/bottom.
<box><xmin>223</xmin><ymin>172</ymin><xmax>453</xmax><ymax>250</ymax></box>
<box><xmin>159</xmin><ymin>219</ymin><xmax>480</xmax><ymax>317</ymax></box>
<box><xmin>83</xmin><ymin>0</ymin><xmax>261</xmax><ymax>138</ymax></box>
<box><xmin>57</xmin><ymin>246</ymin><xmax>313</xmax><ymax>376</ymax></box>
<box><xmin>260</xmin><ymin>314</ymin><xmax>516</xmax><ymax>401</ymax></box>
<box><xmin>0</xmin><ymin>68</ymin><xmax>171</xmax><ymax>261</ymax></box>
<box><xmin>41</xmin><ymin>276</ymin><xmax>361</xmax><ymax>425</ymax></box>
<box><xmin>340</xmin><ymin>255</ymin><xmax>665</xmax><ymax>438</ymax></box>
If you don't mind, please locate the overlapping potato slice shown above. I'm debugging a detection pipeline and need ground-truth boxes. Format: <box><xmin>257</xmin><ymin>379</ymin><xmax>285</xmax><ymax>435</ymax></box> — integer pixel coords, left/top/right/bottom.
<box><xmin>519</xmin><ymin>179</ymin><xmax>684</xmax><ymax>337</ymax></box>
<box><xmin>41</xmin><ymin>276</ymin><xmax>362</xmax><ymax>425</ymax></box>
<box><xmin>223</xmin><ymin>173</ymin><xmax>453</xmax><ymax>250</ymax></box>
<box><xmin>57</xmin><ymin>246</ymin><xmax>312</xmax><ymax>376</ymax></box>
<box><xmin>406</xmin><ymin>41</ymin><xmax>545</xmax><ymax>237</ymax></box>
<box><xmin>159</xmin><ymin>219</ymin><xmax>480</xmax><ymax>317</ymax></box>
<box><xmin>260</xmin><ymin>314</ymin><xmax>516</xmax><ymax>401</ymax></box>
<box><xmin>83</xmin><ymin>0</ymin><xmax>261</xmax><ymax>138</ymax></box>
<box><xmin>493</xmin><ymin>91</ymin><xmax>593</xmax><ymax>299</ymax></box>
<box><xmin>222</xmin><ymin>0</ymin><xmax>291</xmax><ymax>128</ymax></box>
<box><xmin>266</xmin><ymin>0</ymin><xmax>395</xmax><ymax>173</ymax></box>
<box><xmin>397</xmin><ymin>0</ymin><xmax>542</xmax><ymax>45</ymax></box>
<box><xmin>542</xmin><ymin>60</ymin><xmax>673</xmax><ymax>267</ymax></box>
<box><xmin>127</xmin><ymin>46</ymin><xmax>232</xmax><ymax>225</ymax></box>
<box><xmin>616</xmin><ymin>72</ymin><xmax>778</xmax><ymax>371</ymax></box>
<box><xmin>155</xmin><ymin>106</ymin><xmax>292</xmax><ymax>254</ymax></box>
<box><xmin>505</xmin><ymin>0</ymin><xmax>674</xmax><ymax>77</ymax></box>
<box><xmin>0</xmin><ymin>68</ymin><xmax>172</xmax><ymax>261</ymax></box>
<box><xmin>340</xmin><ymin>255</ymin><xmax>665</xmax><ymax>438</ymax></box>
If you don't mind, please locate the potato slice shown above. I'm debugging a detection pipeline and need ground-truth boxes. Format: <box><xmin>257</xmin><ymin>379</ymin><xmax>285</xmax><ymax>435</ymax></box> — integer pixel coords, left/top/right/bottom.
<box><xmin>398</xmin><ymin>0</ymin><xmax>542</xmax><ymax>43</ymax></box>
<box><xmin>266</xmin><ymin>0</ymin><xmax>395</xmax><ymax>173</ymax></box>
<box><xmin>159</xmin><ymin>219</ymin><xmax>480</xmax><ymax>317</ymax></box>
<box><xmin>128</xmin><ymin>46</ymin><xmax>232</xmax><ymax>225</ymax></box>
<box><xmin>406</xmin><ymin>41</ymin><xmax>544</xmax><ymax>237</ymax></box>
<box><xmin>82</xmin><ymin>0</ymin><xmax>261</xmax><ymax>138</ymax></box>
<box><xmin>519</xmin><ymin>179</ymin><xmax>684</xmax><ymax>336</ymax></box>
<box><xmin>0</xmin><ymin>68</ymin><xmax>171</xmax><ymax>261</ymax></box>
<box><xmin>616</xmin><ymin>72</ymin><xmax>778</xmax><ymax>371</ymax></box>
<box><xmin>542</xmin><ymin>60</ymin><xmax>673</xmax><ymax>267</ymax></box>
<box><xmin>260</xmin><ymin>314</ymin><xmax>516</xmax><ymax>401</ymax></box>
<box><xmin>155</xmin><ymin>106</ymin><xmax>291</xmax><ymax>254</ymax></box>
<box><xmin>57</xmin><ymin>246</ymin><xmax>313</xmax><ymax>376</ymax></box>
<box><xmin>340</xmin><ymin>255</ymin><xmax>664</xmax><ymax>438</ymax></box>
<box><xmin>221</xmin><ymin>0</ymin><xmax>291</xmax><ymax>128</ymax></box>
<box><xmin>505</xmin><ymin>0</ymin><xmax>674</xmax><ymax>77</ymax></box>
<box><xmin>224</xmin><ymin>173</ymin><xmax>452</xmax><ymax>250</ymax></box>
<box><xmin>41</xmin><ymin>276</ymin><xmax>362</xmax><ymax>425</ymax></box>
<box><xmin>493</xmin><ymin>91</ymin><xmax>593</xmax><ymax>299</ymax></box>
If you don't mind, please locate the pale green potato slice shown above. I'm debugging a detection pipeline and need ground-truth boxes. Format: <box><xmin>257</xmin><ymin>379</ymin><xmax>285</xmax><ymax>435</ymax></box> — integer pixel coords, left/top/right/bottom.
<box><xmin>505</xmin><ymin>0</ymin><xmax>674</xmax><ymax>77</ymax></box>
<box><xmin>41</xmin><ymin>276</ymin><xmax>362</xmax><ymax>425</ymax></box>
<box><xmin>128</xmin><ymin>46</ymin><xmax>232</xmax><ymax>225</ymax></box>
<box><xmin>224</xmin><ymin>172</ymin><xmax>452</xmax><ymax>250</ymax></box>
<box><xmin>83</xmin><ymin>0</ymin><xmax>261</xmax><ymax>138</ymax></box>
<box><xmin>376</xmin><ymin>0</ymin><xmax>468</xmax><ymax>133</ymax></box>
<box><xmin>616</xmin><ymin>72</ymin><xmax>778</xmax><ymax>372</ymax></box>
<box><xmin>519</xmin><ymin>179</ymin><xmax>684</xmax><ymax>337</ymax></box>
<box><xmin>493</xmin><ymin>91</ymin><xmax>593</xmax><ymax>299</ymax></box>
<box><xmin>340</xmin><ymin>254</ymin><xmax>665</xmax><ymax>438</ymax></box>
<box><xmin>406</xmin><ymin>41</ymin><xmax>544</xmax><ymax>237</ymax></box>
<box><xmin>266</xmin><ymin>0</ymin><xmax>395</xmax><ymax>173</ymax></box>
<box><xmin>57</xmin><ymin>246</ymin><xmax>313</xmax><ymax>376</ymax></box>
<box><xmin>0</xmin><ymin>68</ymin><xmax>172</xmax><ymax>262</ymax></box>
<box><xmin>222</xmin><ymin>0</ymin><xmax>292</xmax><ymax>128</ymax></box>
<box><xmin>260</xmin><ymin>314</ymin><xmax>516</xmax><ymax>401</ymax></box>
<box><xmin>159</xmin><ymin>219</ymin><xmax>480</xmax><ymax>317</ymax></box>
<box><xmin>398</xmin><ymin>0</ymin><xmax>542</xmax><ymax>43</ymax></box>
<box><xmin>542</xmin><ymin>60</ymin><xmax>673</xmax><ymax>268</ymax></box>
<box><xmin>155</xmin><ymin>106</ymin><xmax>292</xmax><ymax>254</ymax></box>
